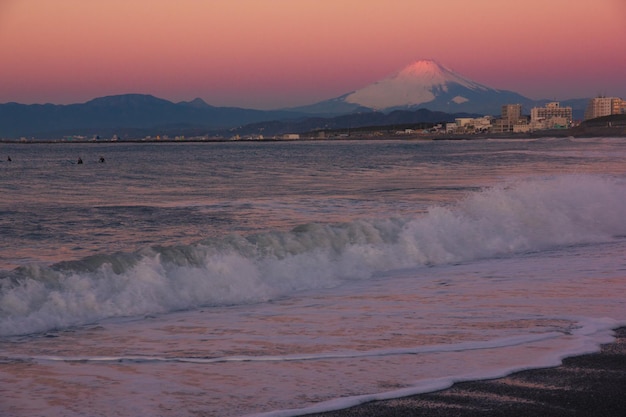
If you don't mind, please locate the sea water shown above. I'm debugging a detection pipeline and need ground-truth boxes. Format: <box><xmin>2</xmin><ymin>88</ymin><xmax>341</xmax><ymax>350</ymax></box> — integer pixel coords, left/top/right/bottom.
<box><xmin>0</xmin><ymin>138</ymin><xmax>625</xmax><ymax>416</ymax></box>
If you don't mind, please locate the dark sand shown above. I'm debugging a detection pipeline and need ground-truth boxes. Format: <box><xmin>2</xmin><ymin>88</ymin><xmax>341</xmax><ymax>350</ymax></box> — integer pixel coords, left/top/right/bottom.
<box><xmin>305</xmin><ymin>327</ymin><xmax>626</xmax><ymax>417</ymax></box>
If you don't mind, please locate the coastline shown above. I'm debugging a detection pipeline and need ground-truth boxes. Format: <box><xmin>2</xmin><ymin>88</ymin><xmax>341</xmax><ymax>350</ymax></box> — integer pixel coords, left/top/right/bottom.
<box><xmin>2</xmin><ymin>123</ymin><xmax>626</xmax><ymax>144</ymax></box>
<box><xmin>304</xmin><ymin>327</ymin><xmax>626</xmax><ymax>417</ymax></box>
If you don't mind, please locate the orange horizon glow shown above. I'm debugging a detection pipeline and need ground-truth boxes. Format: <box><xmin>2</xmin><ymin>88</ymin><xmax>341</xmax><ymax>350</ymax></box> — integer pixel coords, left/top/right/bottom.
<box><xmin>1</xmin><ymin>0</ymin><xmax>625</xmax><ymax>109</ymax></box>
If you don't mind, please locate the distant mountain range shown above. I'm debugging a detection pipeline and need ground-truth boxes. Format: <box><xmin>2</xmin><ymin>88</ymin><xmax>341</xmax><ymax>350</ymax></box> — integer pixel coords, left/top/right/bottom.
<box><xmin>0</xmin><ymin>94</ymin><xmax>304</xmax><ymax>138</ymax></box>
<box><xmin>0</xmin><ymin>60</ymin><xmax>590</xmax><ymax>138</ymax></box>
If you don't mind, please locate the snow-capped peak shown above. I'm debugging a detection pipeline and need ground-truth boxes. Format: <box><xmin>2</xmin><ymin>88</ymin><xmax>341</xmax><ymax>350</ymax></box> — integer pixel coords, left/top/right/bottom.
<box><xmin>344</xmin><ymin>59</ymin><xmax>490</xmax><ymax>110</ymax></box>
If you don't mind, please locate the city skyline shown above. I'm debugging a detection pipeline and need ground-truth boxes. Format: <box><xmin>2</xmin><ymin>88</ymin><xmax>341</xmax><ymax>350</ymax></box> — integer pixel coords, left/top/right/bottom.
<box><xmin>1</xmin><ymin>0</ymin><xmax>625</xmax><ymax>109</ymax></box>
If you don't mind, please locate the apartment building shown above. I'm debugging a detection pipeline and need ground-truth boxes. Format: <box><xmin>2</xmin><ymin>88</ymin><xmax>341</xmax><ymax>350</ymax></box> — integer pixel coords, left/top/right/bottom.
<box><xmin>492</xmin><ymin>104</ymin><xmax>526</xmax><ymax>133</ymax></box>
<box><xmin>584</xmin><ymin>97</ymin><xmax>626</xmax><ymax>120</ymax></box>
<box><xmin>530</xmin><ymin>102</ymin><xmax>572</xmax><ymax>129</ymax></box>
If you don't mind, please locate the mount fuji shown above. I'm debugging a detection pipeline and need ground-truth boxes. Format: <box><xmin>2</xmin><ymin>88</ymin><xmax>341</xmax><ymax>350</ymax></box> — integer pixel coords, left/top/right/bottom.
<box><xmin>294</xmin><ymin>60</ymin><xmax>535</xmax><ymax>116</ymax></box>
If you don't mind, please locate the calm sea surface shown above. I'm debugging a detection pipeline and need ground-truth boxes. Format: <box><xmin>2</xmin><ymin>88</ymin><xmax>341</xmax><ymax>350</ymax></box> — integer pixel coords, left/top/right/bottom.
<box><xmin>1</xmin><ymin>138</ymin><xmax>625</xmax><ymax>416</ymax></box>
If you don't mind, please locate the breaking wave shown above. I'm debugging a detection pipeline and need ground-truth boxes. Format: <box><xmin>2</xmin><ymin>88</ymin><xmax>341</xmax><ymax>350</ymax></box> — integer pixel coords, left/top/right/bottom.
<box><xmin>2</xmin><ymin>174</ymin><xmax>625</xmax><ymax>336</ymax></box>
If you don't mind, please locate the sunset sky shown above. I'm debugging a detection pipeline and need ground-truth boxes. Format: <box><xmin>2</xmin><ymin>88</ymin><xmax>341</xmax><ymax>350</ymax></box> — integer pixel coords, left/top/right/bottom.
<box><xmin>1</xmin><ymin>0</ymin><xmax>625</xmax><ymax>109</ymax></box>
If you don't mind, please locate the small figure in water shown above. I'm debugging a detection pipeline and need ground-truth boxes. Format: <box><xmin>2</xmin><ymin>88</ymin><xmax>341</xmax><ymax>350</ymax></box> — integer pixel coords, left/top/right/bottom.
<box><xmin>77</xmin><ymin>157</ymin><xmax>83</xmax><ymax>164</ymax></box>
<box><xmin>7</xmin><ymin>156</ymin><xmax>11</xmax><ymax>162</ymax></box>
<box><xmin>99</xmin><ymin>156</ymin><xmax>105</xmax><ymax>163</ymax></box>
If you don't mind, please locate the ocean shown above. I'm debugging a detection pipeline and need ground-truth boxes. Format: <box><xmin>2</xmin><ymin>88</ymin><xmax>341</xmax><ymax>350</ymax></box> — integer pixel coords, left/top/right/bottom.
<box><xmin>1</xmin><ymin>138</ymin><xmax>625</xmax><ymax>417</ymax></box>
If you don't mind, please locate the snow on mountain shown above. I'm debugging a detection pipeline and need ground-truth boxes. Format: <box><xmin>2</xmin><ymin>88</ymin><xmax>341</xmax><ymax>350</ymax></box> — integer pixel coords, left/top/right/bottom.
<box><xmin>344</xmin><ymin>60</ymin><xmax>490</xmax><ymax>109</ymax></box>
<box><xmin>294</xmin><ymin>60</ymin><xmax>535</xmax><ymax>116</ymax></box>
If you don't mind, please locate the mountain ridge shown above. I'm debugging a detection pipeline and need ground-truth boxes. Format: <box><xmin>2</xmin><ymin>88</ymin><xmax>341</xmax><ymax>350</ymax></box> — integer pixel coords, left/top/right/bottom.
<box><xmin>0</xmin><ymin>94</ymin><xmax>305</xmax><ymax>138</ymax></box>
<box><xmin>295</xmin><ymin>59</ymin><xmax>537</xmax><ymax>115</ymax></box>
<box><xmin>344</xmin><ymin>60</ymin><xmax>493</xmax><ymax>109</ymax></box>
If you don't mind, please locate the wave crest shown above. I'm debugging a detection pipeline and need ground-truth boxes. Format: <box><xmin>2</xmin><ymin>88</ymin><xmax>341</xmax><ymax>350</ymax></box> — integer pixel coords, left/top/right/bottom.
<box><xmin>2</xmin><ymin>174</ymin><xmax>625</xmax><ymax>336</ymax></box>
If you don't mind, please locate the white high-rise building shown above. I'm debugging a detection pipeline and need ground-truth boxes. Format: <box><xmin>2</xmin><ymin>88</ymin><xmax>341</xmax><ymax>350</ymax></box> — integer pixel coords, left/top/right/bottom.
<box><xmin>584</xmin><ymin>97</ymin><xmax>625</xmax><ymax>120</ymax></box>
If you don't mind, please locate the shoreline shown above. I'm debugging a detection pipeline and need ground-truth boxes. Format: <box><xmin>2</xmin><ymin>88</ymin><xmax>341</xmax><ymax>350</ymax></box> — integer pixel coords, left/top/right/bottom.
<box><xmin>2</xmin><ymin>127</ymin><xmax>626</xmax><ymax>144</ymax></box>
<box><xmin>2</xmin><ymin>135</ymin><xmax>625</xmax><ymax>145</ymax></box>
<box><xmin>304</xmin><ymin>327</ymin><xmax>626</xmax><ymax>417</ymax></box>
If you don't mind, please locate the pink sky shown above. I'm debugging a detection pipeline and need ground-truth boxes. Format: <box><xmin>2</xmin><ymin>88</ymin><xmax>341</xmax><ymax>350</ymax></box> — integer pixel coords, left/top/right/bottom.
<box><xmin>1</xmin><ymin>0</ymin><xmax>625</xmax><ymax>109</ymax></box>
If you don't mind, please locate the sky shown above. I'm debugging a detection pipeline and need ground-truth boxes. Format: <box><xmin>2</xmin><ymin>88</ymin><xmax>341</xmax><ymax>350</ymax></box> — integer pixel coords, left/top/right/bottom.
<box><xmin>1</xmin><ymin>0</ymin><xmax>625</xmax><ymax>109</ymax></box>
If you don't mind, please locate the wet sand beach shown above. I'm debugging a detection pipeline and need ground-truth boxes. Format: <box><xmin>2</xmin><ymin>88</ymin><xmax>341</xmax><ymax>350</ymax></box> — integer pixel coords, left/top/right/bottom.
<box><xmin>305</xmin><ymin>327</ymin><xmax>626</xmax><ymax>417</ymax></box>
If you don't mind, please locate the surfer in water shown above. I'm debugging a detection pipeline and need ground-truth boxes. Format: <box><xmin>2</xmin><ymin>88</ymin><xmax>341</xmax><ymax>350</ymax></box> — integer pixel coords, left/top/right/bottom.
<box><xmin>77</xmin><ymin>157</ymin><xmax>83</xmax><ymax>164</ymax></box>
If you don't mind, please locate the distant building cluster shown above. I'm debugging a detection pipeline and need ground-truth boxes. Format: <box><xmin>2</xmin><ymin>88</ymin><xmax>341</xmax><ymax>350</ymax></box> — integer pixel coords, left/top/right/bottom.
<box><xmin>445</xmin><ymin>102</ymin><xmax>574</xmax><ymax>134</ymax></box>
<box><xmin>446</xmin><ymin>116</ymin><xmax>494</xmax><ymax>134</ymax></box>
<box><xmin>444</xmin><ymin>95</ymin><xmax>624</xmax><ymax>135</ymax></box>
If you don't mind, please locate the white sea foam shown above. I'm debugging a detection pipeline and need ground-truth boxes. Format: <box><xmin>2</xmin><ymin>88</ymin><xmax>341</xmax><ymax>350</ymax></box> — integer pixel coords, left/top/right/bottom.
<box><xmin>1</xmin><ymin>174</ymin><xmax>625</xmax><ymax>336</ymax></box>
<box><xmin>245</xmin><ymin>317</ymin><xmax>621</xmax><ymax>417</ymax></box>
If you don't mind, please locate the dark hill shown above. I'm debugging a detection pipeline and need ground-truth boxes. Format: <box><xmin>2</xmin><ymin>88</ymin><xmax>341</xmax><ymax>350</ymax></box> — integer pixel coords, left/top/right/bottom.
<box><xmin>227</xmin><ymin>108</ymin><xmax>480</xmax><ymax>136</ymax></box>
<box><xmin>0</xmin><ymin>94</ymin><xmax>304</xmax><ymax>138</ymax></box>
